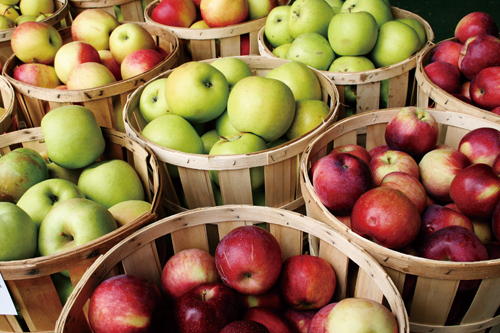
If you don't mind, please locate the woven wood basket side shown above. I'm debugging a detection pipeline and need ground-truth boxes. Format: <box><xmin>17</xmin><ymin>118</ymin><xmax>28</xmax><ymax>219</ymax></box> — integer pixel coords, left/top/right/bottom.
<box><xmin>0</xmin><ymin>127</ymin><xmax>162</xmax><ymax>333</ymax></box>
<box><xmin>299</xmin><ymin>108</ymin><xmax>500</xmax><ymax>333</ymax></box>
<box><xmin>69</xmin><ymin>0</ymin><xmax>152</xmax><ymax>22</ymax></box>
<box><xmin>55</xmin><ymin>205</ymin><xmax>409</xmax><ymax>333</ymax></box>
<box><xmin>0</xmin><ymin>75</ymin><xmax>17</xmax><ymax>134</ymax></box>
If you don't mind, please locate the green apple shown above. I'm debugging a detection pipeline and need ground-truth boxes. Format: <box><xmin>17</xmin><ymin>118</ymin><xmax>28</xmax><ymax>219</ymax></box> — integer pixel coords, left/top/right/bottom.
<box><xmin>190</xmin><ymin>20</ymin><xmax>210</xmax><ymax>28</ymax></box>
<box><xmin>139</xmin><ymin>78</ymin><xmax>170</xmax><ymax>123</ymax></box>
<box><xmin>210</xmin><ymin>57</ymin><xmax>253</xmax><ymax>91</ymax></box>
<box><xmin>108</xmin><ymin>200</ymin><xmax>152</xmax><ymax>227</ymax></box>
<box><xmin>215</xmin><ymin>110</ymin><xmax>240</xmax><ymax>138</ymax></box>
<box><xmin>0</xmin><ymin>14</ymin><xmax>15</xmax><ymax>29</ymax></box>
<box><xmin>19</xmin><ymin>0</ymin><xmax>54</xmax><ymax>16</ymax></box>
<box><xmin>66</xmin><ymin>62</ymin><xmax>117</xmax><ymax>90</ymax></box>
<box><xmin>324</xmin><ymin>0</ymin><xmax>344</xmax><ymax>13</ymax></box>
<box><xmin>78</xmin><ymin>159</ymin><xmax>145</xmax><ymax>209</ymax></box>
<box><xmin>340</xmin><ymin>0</ymin><xmax>392</xmax><ymax>28</ymax></box>
<box><xmin>328</xmin><ymin>11</ymin><xmax>378</xmax><ymax>56</ymax></box>
<box><xmin>370</xmin><ymin>20</ymin><xmax>422</xmax><ymax>68</ymax></box>
<box><xmin>41</xmin><ymin>105</ymin><xmax>106</xmax><ymax>169</ymax></box>
<box><xmin>266</xmin><ymin>60</ymin><xmax>322</xmax><ymax>102</ymax></box>
<box><xmin>201</xmin><ymin>128</ymin><xmax>220</xmax><ymax>154</ymax></box>
<box><xmin>209</xmin><ymin>132</ymin><xmax>267</xmax><ymax>190</ymax></box>
<box><xmin>329</xmin><ymin>55</ymin><xmax>376</xmax><ymax>72</ymax></box>
<box><xmin>286</xmin><ymin>99</ymin><xmax>330</xmax><ymax>140</ymax></box>
<box><xmin>71</xmin><ymin>8</ymin><xmax>120</xmax><ymax>51</ymax></box>
<box><xmin>14</xmin><ymin>14</ymin><xmax>36</xmax><ymax>26</ymax></box>
<box><xmin>264</xmin><ymin>5</ymin><xmax>294</xmax><ymax>48</ymax></box>
<box><xmin>38</xmin><ymin>198</ymin><xmax>117</xmax><ymax>256</ymax></box>
<box><xmin>287</xmin><ymin>0</ymin><xmax>334</xmax><ymax>39</ymax></box>
<box><xmin>0</xmin><ymin>147</ymin><xmax>48</xmax><ymax>203</ymax></box>
<box><xmin>0</xmin><ymin>202</ymin><xmax>37</xmax><ymax>261</ymax></box>
<box><xmin>227</xmin><ymin>76</ymin><xmax>296</xmax><ymax>142</ymax></box>
<box><xmin>380</xmin><ymin>78</ymin><xmax>390</xmax><ymax>108</ymax></box>
<box><xmin>396</xmin><ymin>17</ymin><xmax>427</xmax><ymax>48</ymax></box>
<box><xmin>247</xmin><ymin>0</ymin><xmax>277</xmax><ymax>20</ymax></box>
<box><xmin>165</xmin><ymin>61</ymin><xmax>229</xmax><ymax>124</ymax></box>
<box><xmin>0</xmin><ymin>0</ymin><xmax>19</xmax><ymax>5</ymax></box>
<box><xmin>108</xmin><ymin>22</ymin><xmax>156</xmax><ymax>64</ymax></box>
<box><xmin>40</xmin><ymin>151</ymin><xmax>82</xmax><ymax>185</ymax></box>
<box><xmin>0</xmin><ymin>4</ymin><xmax>19</xmax><ymax>21</ymax></box>
<box><xmin>272</xmin><ymin>43</ymin><xmax>292</xmax><ymax>58</ymax></box>
<box><xmin>35</xmin><ymin>13</ymin><xmax>53</xmax><ymax>22</ymax></box>
<box><xmin>51</xmin><ymin>273</ymin><xmax>74</xmax><ymax>306</ymax></box>
<box><xmin>17</xmin><ymin>178</ymin><xmax>86</xmax><ymax>230</ymax></box>
<box><xmin>286</xmin><ymin>32</ymin><xmax>335</xmax><ymax>70</ymax></box>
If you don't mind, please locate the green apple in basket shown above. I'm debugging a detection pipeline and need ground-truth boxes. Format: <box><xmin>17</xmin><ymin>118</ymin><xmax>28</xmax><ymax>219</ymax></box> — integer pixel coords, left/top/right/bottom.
<box><xmin>108</xmin><ymin>200</ymin><xmax>152</xmax><ymax>227</ymax></box>
<box><xmin>108</xmin><ymin>22</ymin><xmax>157</xmax><ymax>64</ymax></box>
<box><xmin>19</xmin><ymin>0</ymin><xmax>54</xmax><ymax>17</ymax></box>
<box><xmin>328</xmin><ymin>11</ymin><xmax>378</xmax><ymax>57</ymax></box>
<box><xmin>0</xmin><ymin>15</ymin><xmax>15</xmax><ymax>29</ymax></box>
<box><xmin>215</xmin><ymin>111</ymin><xmax>240</xmax><ymax>139</ymax></box>
<box><xmin>396</xmin><ymin>17</ymin><xmax>427</xmax><ymax>48</ymax></box>
<box><xmin>286</xmin><ymin>32</ymin><xmax>335</xmax><ymax>71</ymax></box>
<box><xmin>139</xmin><ymin>78</ymin><xmax>171</xmax><ymax>123</ymax></box>
<box><xmin>39</xmin><ymin>151</ymin><xmax>83</xmax><ymax>185</ymax></box>
<box><xmin>201</xmin><ymin>129</ymin><xmax>220</xmax><ymax>154</ymax></box>
<box><xmin>287</xmin><ymin>0</ymin><xmax>334</xmax><ymax>39</ymax></box>
<box><xmin>324</xmin><ymin>0</ymin><xmax>344</xmax><ymax>14</ymax></box>
<box><xmin>209</xmin><ymin>132</ymin><xmax>268</xmax><ymax>190</ymax></box>
<box><xmin>340</xmin><ymin>0</ymin><xmax>392</xmax><ymax>28</ymax></box>
<box><xmin>210</xmin><ymin>57</ymin><xmax>253</xmax><ymax>91</ymax></box>
<box><xmin>286</xmin><ymin>99</ymin><xmax>331</xmax><ymax>140</ymax></box>
<box><xmin>272</xmin><ymin>43</ymin><xmax>292</xmax><ymax>59</ymax></box>
<box><xmin>165</xmin><ymin>61</ymin><xmax>229</xmax><ymax>124</ymax></box>
<box><xmin>247</xmin><ymin>0</ymin><xmax>278</xmax><ymax>20</ymax></box>
<box><xmin>15</xmin><ymin>15</ymin><xmax>37</xmax><ymax>26</ymax></box>
<box><xmin>0</xmin><ymin>3</ymin><xmax>19</xmax><ymax>21</ymax></box>
<box><xmin>264</xmin><ymin>5</ymin><xmax>294</xmax><ymax>48</ymax></box>
<box><xmin>0</xmin><ymin>202</ymin><xmax>37</xmax><ymax>261</ymax></box>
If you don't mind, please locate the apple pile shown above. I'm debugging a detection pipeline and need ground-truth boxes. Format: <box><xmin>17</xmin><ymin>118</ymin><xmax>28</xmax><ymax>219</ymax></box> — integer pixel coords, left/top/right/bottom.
<box><xmin>8</xmin><ymin>8</ymin><xmax>170</xmax><ymax>90</ymax></box>
<box><xmin>87</xmin><ymin>224</ymin><xmax>399</xmax><ymax>333</ymax></box>
<box><xmin>424</xmin><ymin>11</ymin><xmax>500</xmax><ymax>112</ymax></box>
<box><xmin>311</xmin><ymin>107</ymin><xmax>500</xmax><ymax>289</ymax></box>
<box><xmin>0</xmin><ymin>0</ymin><xmax>55</xmax><ymax>30</ymax></box>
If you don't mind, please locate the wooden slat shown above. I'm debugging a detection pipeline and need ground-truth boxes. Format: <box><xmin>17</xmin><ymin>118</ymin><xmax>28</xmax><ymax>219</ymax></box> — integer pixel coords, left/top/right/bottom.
<box><xmin>264</xmin><ymin>157</ymin><xmax>297</xmax><ymax>208</ymax></box>
<box><xmin>0</xmin><ymin>315</ymin><xmax>15</xmax><ymax>332</ymax></box>
<box><xmin>218</xmin><ymin>168</ymin><xmax>253</xmax><ymax>205</ymax></box>
<box><xmin>220</xmin><ymin>36</ymin><xmax>241</xmax><ymax>57</ymax></box>
<box><xmin>190</xmin><ymin>39</ymin><xmax>216</xmax><ymax>61</ymax></box>
<box><xmin>387</xmin><ymin>72</ymin><xmax>410</xmax><ymax>108</ymax></box>
<box><xmin>171</xmin><ymin>225</ymin><xmax>210</xmax><ymax>254</ymax></box>
<box><xmin>120</xmin><ymin>0</ymin><xmax>144</xmax><ymax>21</ymax></box>
<box><xmin>333</xmin><ymin>129</ymin><xmax>358</xmax><ymax>147</ymax></box>
<box><xmin>444</xmin><ymin>125</ymin><xmax>469</xmax><ymax>150</ymax></box>
<box><xmin>83</xmin><ymin>97</ymin><xmax>115</xmax><ymax>129</ymax></box>
<box><xmin>319</xmin><ymin>238</ymin><xmax>350</xmax><ymax>301</ymax></box>
<box><xmin>357</xmin><ymin>82</ymin><xmax>381</xmax><ymax>113</ymax></box>
<box><xmin>365</xmin><ymin>123</ymin><xmax>387</xmax><ymax>152</ymax></box>
<box><xmin>269</xmin><ymin>224</ymin><xmax>302</xmax><ymax>260</ymax></box>
<box><xmin>461</xmin><ymin>277</ymin><xmax>500</xmax><ymax>325</ymax></box>
<box><xmin>121</xmin><ymin>241</ymin><xmax>163</xmax><ymax>289</ymax></box>
<box><xmin>178</xmin><ymin>167</ymin><xmax>215</xmax><ymax>209</ymax></box>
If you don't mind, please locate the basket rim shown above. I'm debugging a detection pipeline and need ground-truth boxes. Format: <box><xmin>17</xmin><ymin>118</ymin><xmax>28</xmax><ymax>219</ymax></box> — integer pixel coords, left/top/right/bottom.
<box><xmin>299</xmin><ymin>107</ymin><xmax>500</xmax><ymax>280</ymax></box>
<box><xmin>55</xmin><ymin>204</ymin><xmax>410</xmax><ymax>333</ymax></box>
<box><xmin>68</xmin><ymin>0</ymin><xmax>144</xmax><ymax>6</ymax></box>
<box><xmin>0</xmin><ymin>75</ymin><xmax>16</xmax><ymax>132</ymax></box>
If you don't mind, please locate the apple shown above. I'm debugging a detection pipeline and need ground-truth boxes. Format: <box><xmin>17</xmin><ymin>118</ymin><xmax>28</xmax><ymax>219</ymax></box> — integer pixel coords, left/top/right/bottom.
<box><xmin>493</xmin><ymin>107</ymin><xmax>500</xmax><ymax>115</ymax></box>
<box><xmin>0</xmin><ymin>147</ymin><xmax>48</xmax><ymax>203</ymax></box>
<box><xmin>88</xmin><ymin>274</ymin><xmax>165</xmax><ymax>333</ymax></box>
<box><xmin>369</xmin><ymin>149</ymin><xmax>419</xmax><ymax>187</ymax></box>
<box><xmin>66</xmin><ymin>62</ymin><xmax>117</xmax><ymax>89</ymax></box>
<box><xmin>340</xmin><ymin>0</ymin><xmax>392</xmax><ymax>28</ymax></box>
<box><xmin>329</xmin><ymin>55</ymin><xmax>376</xmax><ymax>73</ymax></box>
<box><xmin>284</xmin><ymin>308</ymin><xmax>316</xmax><ymax>333</ymax></box>
<box><xmin>308</xmin><ymin>303</ymin><xmax>337</xmax><ymax>333</ymax></box>
<box><xmin>13</xmin><ymin>63</ymin><xmax>61</xmax><ymax>88</ymax></box>
<box><xmin>455</xmin><ymin>11</ymin><xmax>499</xmax><ymax>44</ymax></box>
<box><xmin>237</xmin><ymin>284</ymin><xmax>285</xmax><ymax>312</ymax></box>
<box><xmin>19</xmin><ymin>0</ymin><xmax>54</xmax><ymax>16</ymax></box>
<box><xmin>0</xmin><ymin>202</ymin><xmax>37</xmax><ymax>261</ymax></box>
<box><xmin>215</xmin><ymin>225</ymin><xmax>282</xmax><ymax>295</ymax></box>
<box><xmin>279</xmin><ymin>254</ymin><xmax>336</xmax><ymax>310</ymax></box>
<box><xmin>458</xmin><ymin>34</ymin><xmax>500</xmax><ymax>80</ymax></box>
<box><xmin>471</xmin><ymin>220</ymin><xmax>494</xmax><ymax>244</ymax></box>
<box><xmin>45</xmin><ymin>160</ymin><xmax>82</xmax><ymax>185</ymax></box>
<box><xmin>419</xmin><ymin>204</ymin><xmax>474</xmax><ymax>243</ymax></box>
<box><xmin>98</xmin><ymin>50</ymin><xmax>122</xmax><ymax>81</ymax></box>
<box><xmin>0</xmin><ymin>14</ymin><xmax>14</xmax><ymax>29</ymax></box>
<box><xmin>331</xmin><ymin>144</ymin><xmax>371</xmax><ymax>165</ymax></box>
<box><xmin>485</xmin><ymin>242</ymin><xmax>500</xmax><ymax>260</ymax></box>
<box><xmin>264</xmin><ymin>5</ymin><xmax>294</xmax><ymax>48</ymax></box>
<box><xmin>220</xmin><ymin>320</ymin><xmax>270</xmax><ymax>333</ymax></box>
<box><xmin>419</xmin><ymin>146</ymin><xmax>471</xmax><ymax>203</ymax></box>
<box><xmin>272</xmin><ymin>43</ymin><xmax>292</xmax><ymax>59</ymax></box>
<box><xmin>461</xmin><ymin>81</ymin><xmax>472</xmax><ymax>99</ymax></box>
<box><xmin>324</xmin><ymin>298</ymin><xmax>398</xmax><ymax>333</ymax></box>
<box><xmin>210</xmin><ymin>57</ymin><xmax>253</xmax><ymax>91</ymax></box>
<box><xmin>215</xmin><ymin>110</ymin><xmax>239</xmax><ymax>138</ymax></box>
<box><xmin>243</xmin><ymin>307</ymin><xmax>298</xmax><ymax>333</ymax></box>
<box><xmin>430</xmin><ymin>40</ymin><xmax>463</xmax><ymax>67</ymax></box>
<box><xmin>16</xmin><ymin>178</ymin><xmax>85</xmax><ymax>230</ymax></box>
<box><xmin>396</xmin><ymin>17</ymin><xmax>427</xmax><ymax>47</ymax></box>
<box><xmin>379</xmin><ymin>171</ymin><xmax>427</xmax><ymax>214</ymax></box>
<box><xmin>54</xmin><ymin>41</ymin><xmax>101</xmax><ymax>84</ymax></box>
<box><xmin>227</xmin><ymin>75</ymin><xmax>295</xmax><ymax>142</ymax></box>
<box><xmin>71</xmin><ymin>8</ymin><xmax>120</xmax><ymax>51</ymax></box>
<box><xmin>109</xmin><ymin>22</ymin><xmax>157</xmax><ymax>64</ymax></box>
<box><xmin>424</xmin><ymin>61</ymin><xmax>462</xmax><ymax>94</ymax></box>
<box><xmin>38</xmin><ymin>197</ymin><xmax>117</xmax><ymax>256</ymax></box>
<box><xmin>286</xmin><ymin>32</ymin><xmax>335</xmax><ymax>71</ymax></box>
<box><xmin>369</xmin><ymin>145</ymin><xmax>389</xmax><ymax>159</ymax></box>
<box><xmin>324</xmin><ymin>0</ymin><xmax>343</xmax><ymax>13</ymax></box>
<box><xmin>165</xmin><ymin>61</ymin><xmax>229</xmax><ymax>124</ymax></box>
<box><xmin>175</xmin><ymin>282</ymin><xmax>241</xmax><ymax>333</ymax></box>
<box><xmin>287</xmin><ymin>0</ymin><xmax>334</xmax><ymax>39</ymax></box>
<box><xmin>286</xmin><ymin>99</ymin><xmax>330</xmax><ymax>140</ymax></box>
<box><xmin>371</xmin><ymin>20</ymin><xmax>422</xmax><ymax>68</ymax></box>
<box><xmin>458</xmin><ymin>127</ymin><xmax>500</xmax><ymax>166</ymax></box>
<box><xmin>151</xmin><ymin>0</ymin><xmax>198</xmax><ymax>28</ymax></box>
<box><xmin>108</xmin><ymin>200</ymin><xmax>152</xmax><ymax>227</ymax></box>
<box><xmin>121</xmin><ymin>48</ymin><xmax>164</xmax><ymax>80</ymax></box>
<box><xmin>328</xmin><ymin>11</ymin><xmax>378</xmax><ymax>57</ymax></box>
<box><xmin>470</xmin><ymin>66</ymin><xmax>500</xmax><ymax>110</ymax></box>
<box><xmin>139</xmin><ymin>78</ymin><xmax>170</xmax><ymax>123</ymax></box>
<box><xmin>240</xmin><ymin>33</ymin><xmax>250</xmax><ymax>55</ymax></box>
<box><xmin>247</xmin><ymin>0</ymin><xmax>277</xmax><ymax>20</ymax></box>
<box><xmin>11</xmin><ymin>21</ymin><xmax>63</xmax><ymax>64</ymax></box>
<box><xmin>312</xmin><ymin>152</ymin><xmax>374</xmax><ymax>216</ymax></box>
<box><xmin>0</xmin><ymin>4</ymin><xmax>18</xmax><ymax>21</ymax></box>
<box><xmin>200</xmin><ymin>0</ymin><xmax>249</xmax><ymax>28</ymax></box>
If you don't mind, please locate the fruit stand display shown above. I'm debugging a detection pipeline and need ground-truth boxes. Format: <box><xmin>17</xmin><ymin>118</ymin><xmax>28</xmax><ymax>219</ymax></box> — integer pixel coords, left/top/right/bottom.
<box><xmin>124</xmin><ymin>56</ymin><xmax>339</xmax><ymax>219</ymax></box>
<box><xmin>68</xmin><ymin>0</ymin><xmax>152</xmax><ymax>21</ymax></box>
<box><xmin>300</xmin><ymin>108</ymin><xmax>500</xmax><ymax>332</ymax></box>
<box><xmin>0</xmin><ymin>75</ymin><xmax>17</xmax><ymax>133</ymax></box>
<box><xmin>2</xmin><ymin>23</ymin><xmax>179</xmax><ymax>130</ymax></box>
<box><xmin>258</xmin><ymin>6</ymin><xmax>434</xmax><ymax>119</ymax></box>
<box><xmin>0</xmin><ymin>126</ymin><xmax>162</xmax><ymax>332</ymax></box>
<box><xmin>55</xmin><ymin>204</ymin><xmax>409</xmax><ymax>333</ymax></box>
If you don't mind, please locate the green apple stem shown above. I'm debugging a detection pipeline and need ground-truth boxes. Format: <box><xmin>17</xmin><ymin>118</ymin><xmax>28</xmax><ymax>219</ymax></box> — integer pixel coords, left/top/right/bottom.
<box><xmin>59</xmin><ymin>232</ymin><xmax>73</xmax><ymax>241</ymax></box>
<box><xmin>220</xmin><ymin>135</ymin><xmax>241</xmax><ymax>142</ymax></box>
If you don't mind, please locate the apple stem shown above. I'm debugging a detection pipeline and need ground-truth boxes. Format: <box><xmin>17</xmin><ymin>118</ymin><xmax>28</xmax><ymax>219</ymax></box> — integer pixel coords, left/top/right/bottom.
<box><xmin>202</xmin><ymin>289</ymin><xmax>207</xmax><ymax>301</ymax></box>
<box><xmin>59</xmin><ymin>232</ymin><xmax>73</xmax><ymax>241</ymax></box>
<box><xmin>220</xmin><ymin>135</ymin><xmax>241</xmax><ymax>142</ymax></box>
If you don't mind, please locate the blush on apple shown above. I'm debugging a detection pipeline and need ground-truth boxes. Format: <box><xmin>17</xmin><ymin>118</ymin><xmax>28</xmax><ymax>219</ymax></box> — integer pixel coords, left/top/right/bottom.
<box><xmin>458</xmin><ymin>34</ymin><xmax>500</xmax><ymax>80</ymax></box>
<box><xmin>493</xmin><ymin>153</ymin><xmax>500</xmax><ymax>175</ymax></box>
<box><xmin>308</xmin><ymin>303</ymin><xmax>337</xmax><ymax>333</ymax></box>
<box><xmin>470</xmin><ymin>66</ymin><xmax>500</xmax><ymax>110</ymax></box>
<box><xmin>430</xmin><ymin>40</ymin><xmax>464</xmax><ymax>67</ymax></box>
<box><xmin>459</xmin><ymin>127</ymin><xmax>500</xmax><ymax>166</ymax></box>
<box><xmin>424</xmin><ymin>61</ymin><xmax>462</xmax><ymax>94</ymax></box>
<box><xmin>331</xmin><ymin>144</ymin><xmax>372</xmax><ymax>165</ymax></box>
<box><xmin>455</xmin><ymin>11</ymin><xmax>499</xmax><ymax>44</ymax></box>
<box><xmin>418</xmin><ymin>204</ymin><xmax>474</xmax><ymax>243</ymax></box>
<box><xmin>369</xmin><ymin>149</ymin><xmax>419</xmax><ymax>187</ymax></box>
<box><xmin>243</xmin><ymin>307</ymin><xmax>299</xmax><ymax>333</ymax></box>
<box><xmin>379</xmin><ymin>171</ymin><xmax>427</xmax><ymax>214</ymax></box>
<box><xmin>283</xmin><ymin>308</ymin><xmax>316</xmax><ymax>333</ymax></box>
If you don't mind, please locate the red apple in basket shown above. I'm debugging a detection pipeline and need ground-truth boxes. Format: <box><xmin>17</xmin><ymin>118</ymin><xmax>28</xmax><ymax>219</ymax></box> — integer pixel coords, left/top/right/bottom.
<box><xmin>492</xmin><ymin>107</ymin><xmax>500</xmax><ymax>116</ymax></box>
<box><xmin>332</xmin><ymin>144</ymin><xmax>371</xmax><ymax>165</ymax></box>
<box><xmin>384</xmin><ymin>106</ymin><xmax>439</xmax><ymax>161</ymax></box>
<box><xmin>430</xmin><ymin>40</ymin><xmax>464</xmax><ymax>67</ymax></box>
<box><xmin>220</xmin><ymin>320</ymin><xmax>270</xmax><ymax>333</ymax></box>
<box><xmin>485</xmin><ymin>241</ymin><xmax>500</xmax><ymax>260</ymax></box>
<box><xmin>238</xmin><ymin>284</ymin><xmax>285</xmax><ymax>312</ymax></box>
<box><xmin>458</xmin><ymin>34</ymin><xmax>500</xmax><ymax>80</ymax></box>
<box><xmin>121</xmin><ymin>48</ymin><xmax>164</xmax><ymax>80</ymax></box>
<box><xmin>455</xmin><ymin>12</ymin><xmax>499</xmax><ymax>44</ymax></box>
<box><xmin>369</xmin><ymin>149</ymin><xmax>419</xmax><ymax>187</ymax></box>
<box><xmin>493</xmin><ymin>153</ymin><xmax>500</xmax><ymax>175</ymax></box>
<box><xmin>458</xmin><ymin>127</ymin><xmax>500</xmax><ymax>166</ymax></box>
<box><xmin>13</xmin><ymin>63</ymin><xmax>61</xmax><ymax>88</ymax></box>
<box><xmin>452</xmin><ymin>93</ymin><xmax>473</xmax><ymax>105</ymax></box>
<box><xmin>379</xmin><ymin>171</ymin><xmax>427</xmax><ymax>214</ymax></box>
<box><xmin>419</xmin><ymin>146</ymin><xmax>471</xmax><ymax>203</ymax></box>
<box><xmin>444</xmin><ymin>202</ymin><xmax>493</xmax><ymax>244</ymax></box>
<box><xmin>490</xmin><ymin>200</ymin><xmax>500</xmax><ymax>241</ymax></box>
<box><xmin>368</xmin><ymin>145</ymin><xmax>389</xmax><ymax>159</ymax></box>
<box><xmin>450</xmin><ymin>163</ymin><xmax>500</xmax><ymax>220</ymax></box>
<box><xmin>424</xmin><ymin>61</ymin><xmax>462</xmax><ymax>94</ymax></box>
<box><xmin>351</xmin><ymin>186</ymin><xmax>421</xmax><ymax>249</ymax></box>
<box><xmin>200</xmin><ymin>0</ymin><xmax>249</xmax><ymax>28</ymax></box>
<box><xmin>88</xmin><ymin>274</ymin><xmax>166</xmax><ymax>333</ymax></box>
<box><xmin>419</xmin><ymin>204</ymin><xmax>474</xmax><ymax>242</ymax></box>
<box><xmin>99</xmin><ymin>50</ymin><xmax>122</xmax><ymax>81</ymax></box>
<box><xmin>308</xmin><ymin>303</ymin><xmax>337</xmax><ymax>333</ymax></box>
<box><xmin>215</xmin><ymin>225</ymin><xmax>283</xmax><ymax>295</ymax></box>
<box><xmin>53</xmin><ymin>41</ymin><xmax>101</xmax><ymax>84</ymax></box>
<box><xmin>284</xmin><ymin>308</ymin><xmax>316</xmax><ymax>333</ymax></box>
<box><xmin>470</xmin><ymin>66</ymin><xmax>500</xmax><ymax>111</ymax></box>
<box><xmin>312</xmin><ymin>152</ymin><xmax>374</xmax><ymax>216</ymax></box>
<box><xmin>243</xmin><ymin>307</ymin><xmax>299</xmax><ymax>333</ymax></box>
<box><xmin>175</xmin><ymin>282</ymin><xmax>241</xmax><ymax>333</ymax></box>
<box><xmin>151</xmin><ymin>0</ymin><xmax>198</xmax><ymax>28</ymax></box>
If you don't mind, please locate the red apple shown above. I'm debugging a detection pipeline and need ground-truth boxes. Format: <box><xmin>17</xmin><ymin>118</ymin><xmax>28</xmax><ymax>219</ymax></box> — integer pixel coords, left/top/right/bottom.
<box><xmin>419</xmin><ymin>204</ymin><xmax>474</xmax><ymax>241</ymax></box>
<box><xmin>369</xmin><ymin>149</ymin><xmax>419</xmax><ymax>187</ymax></box>
<box><xmin>458</xmin><ymin>127</ymin><xmax>500</xmax><ymax>166</ymax></box>
<box><xmin>283</xmin><ymin>308</ymin><xmax>316</xmax><ymax>333</ymax></box>
<box><xmin>331</xmin><ymin>144</ymin><xmax>371</xmax><ymax>165</ymax></box>
<box><xmin>351</xmin><ymin>186</ymin><xmax>421</xmax><ymax>249</ymax></box>
<box><xmin>336</xmin><ymin>215</ymin><xmax>351</xmax><ymax>228</ymax></box>
<box><xmin>379</xmin><ymin>171</ymin><xmax>427</xmax><ymax>214</ymax></box>
<box><xmin>444</xmin><ymin>203</ymin><xmax>492</xmax><ymax>244</ymax></box>
<box><xmin>384</xmin><ymin>107</ymin><xmax>439</xmax><ymax>161</ymax></box>
<box><xmin>13</xmin><ymin>63</ymin><xmax>61</xmax><ymax>88</ymax></box>
<box><xmin>237</xmin><ymin>284</ymin><xmax>285</xmax><ymax>312</ymax></box>
<box><xmin>99</xmin><ymin>49</ymin><xmax>122</xmax><ymax>81</ymax></box>
<box><xmin>493</xmin><ymin>153</ymin><xmax>500</xmax><ymax>175</ymax></box>
<box><xmin>175</xmin><ymin>282</ymin><xmax>241</xmax><ymax>333</ymax></box>
<box><xmin>452</xmin><ymin>93</ymin><xmax>473</xmax><ymax>105</ymax></box>
<box><xmin>368</xmin><ymin>144</ymin><xmax>389</xmax><ymax>159</ymax></box>
<box><xmin>492</xmin><ymin>106</ymin><xmax>500</xmax><ymax>115</ymax></box>
<box><xmin>458</xmin><ymin>34</ymin><xmax>500</xmax><ymax>80</ymax></box>
<box><xmin>308</xmin><ymin>303</ymin><xmax>337</xmax><ymax>333</ymax></box>
<box><xmin>424</xmin><ymin>61</ymin><xmax>462</xmax><ymax>94</ymax></box>
<box><xmin>151</xmin><ymin>0</ymin><xmax>198</xmax><ymax>28</ymax></box>
<box><xmin>220</xmin><ymin>320</ymin><xmax>270</xmax><ymax>333</ymax></box>
<box><xmin>214</xmin><ymin>225</ymin><xmax>282</xmax><ymax>295</ymax></box>
<box><xmin>200</xmin><ymin>0</ymin><xmax>249</xmax><ymax>28</ymax></box>
<box><xmin>312</xmin><ymin>152</ymin><xmax>374</xmax><ymax>216</ymax></box>
<box><xmin>460</xmin><ymin>81</ymin><xmax>471</xmax><ymax>99</ymax></box>
<box><xmin>121</xmin><ymin>48</ymin><xmax>164</xmax><ymax>80</ymax></box>
<box><xmin>243</xmin><ymin>307</ymin><xmax>299</xmax><ymax>333</ymax></box>
<box><xmin>454</xmin><ymin>12</ymin><xmax>499</xmax><ymax>44</ymax></box>
<box><xmin>485</xmin><ymin>242</ymin><xmax>500</xmax><ymax>259</ymax></box>
<box><xmin>53</xmin><ymin>41</ymin><xmax>101</xmax><ymax>84</ymax></box>
<box><xmin>431</xmin><ymin>40</ymin><xmax>464</xmax><ymax>67</ymax></box>
<box><xmin>88</xmin><ymin>274</ymin><xmax>166</xmax><ymax>333</ymax></box>
<box><xmin>491</xmin><ymin>200</ymin><xmax>500</xmax><ymax>241</ymax></box>
<box><xmin>470</xmin><ymin>66</ymin><xmax>500</xmax><ymax>110</ymax></box>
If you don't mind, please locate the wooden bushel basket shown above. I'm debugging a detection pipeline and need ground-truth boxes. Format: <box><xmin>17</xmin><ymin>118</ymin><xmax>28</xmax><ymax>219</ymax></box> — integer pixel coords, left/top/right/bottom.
<box><xmin>300</xmin><ymin>108</ymin><xmax>500</xmax><ymax>333</ymax></box>
<box><xmin>415</xmin><ymin>38</ymin><xmax>500</xmax><ymax>125</ymax></box>
<box><xmin>0</xmin><ymin>127</ymin><xmax>162</xmax><ymax>332</ymax></box>
<box><xmin>54</xmin><ymin>204</ymin><xmax>410</xmax><ymax>333</ymax></box>
<box><xmin>1</xmin><ymin>23</ymin><xmax>179</xmax><ymax>130</ymax></box>
<box><xmin>69</xmin><ymin>0</ymin><xmax>152</xmax><ymax>22</ymax></box>
<box><xmin>124</xmin><ymin>56</ymin><xmax>339</xmax><ymax>215</ymax></box>
<box><xmin>0</xmin><ymin>75</ymin><xmax>17</xmax><ymax>134</ymax></box>
<box><xmin>258</xmin><ymin>7</ymin><xmax>434</xmax><ymax>119</ymax></box>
